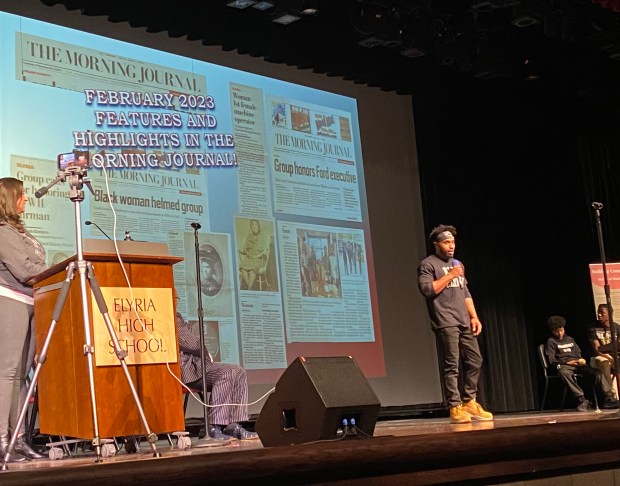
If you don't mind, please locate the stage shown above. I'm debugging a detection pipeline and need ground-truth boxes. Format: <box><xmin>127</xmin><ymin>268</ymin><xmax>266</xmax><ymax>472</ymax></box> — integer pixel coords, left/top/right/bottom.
<box><xmin>2</xmin><ymin>409</ymin><xmax>620</xmax><ymax>485</ymax></box>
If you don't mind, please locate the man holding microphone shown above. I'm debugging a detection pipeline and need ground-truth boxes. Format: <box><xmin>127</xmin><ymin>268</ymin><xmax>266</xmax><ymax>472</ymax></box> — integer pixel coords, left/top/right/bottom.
<box><xmin>417</xmin><ymin>224</ymin><xmax>493</xmax><ymax>424</ymax></box>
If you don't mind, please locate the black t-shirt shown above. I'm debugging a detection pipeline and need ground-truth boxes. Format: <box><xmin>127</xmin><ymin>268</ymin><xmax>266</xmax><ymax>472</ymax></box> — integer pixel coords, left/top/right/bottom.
<box><xmin>588</xmin><ymin>322</ymin><xmax>620</xmax><ymax>353</ymax></box>
<box><xmin>417</xmin><ymin>254</ymin><xmax>472</xmax><ymax>330</ymax></box>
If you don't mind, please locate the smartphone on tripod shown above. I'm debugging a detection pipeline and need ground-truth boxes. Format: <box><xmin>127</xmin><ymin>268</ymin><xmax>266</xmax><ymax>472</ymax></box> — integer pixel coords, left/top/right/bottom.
<box><xmin>57</xmin><ymin>150</ymin><xmax>90</xmax><ymax>170</ymax></box>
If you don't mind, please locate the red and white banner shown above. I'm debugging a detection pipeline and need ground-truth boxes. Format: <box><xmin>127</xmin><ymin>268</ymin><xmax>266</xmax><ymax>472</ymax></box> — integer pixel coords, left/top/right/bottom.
<box><xmin>589</xmin><ymin>263</ymin><xmax>620</xmax><ymax>311</ymax></box>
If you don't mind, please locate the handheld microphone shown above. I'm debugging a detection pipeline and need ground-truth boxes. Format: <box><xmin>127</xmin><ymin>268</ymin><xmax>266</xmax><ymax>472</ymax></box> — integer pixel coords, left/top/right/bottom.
<box><xmin>191</xmin><ymin>222</ymin><xmax>201</xmax><ymax>230</ymax></box>
<box><xmin>85</xmin><ymin>220</ymin><xmax>112</xmax><ymax>240</ymax></box>
<box><xmin>453</xmin><ymin>258</ymin><xmax>463</xmax><ymax>288</ymax></box>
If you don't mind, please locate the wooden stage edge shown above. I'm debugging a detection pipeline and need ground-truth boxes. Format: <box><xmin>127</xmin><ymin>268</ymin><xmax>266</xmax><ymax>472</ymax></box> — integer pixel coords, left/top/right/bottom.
<box><xmin>2</xmin><ymin>410</ymin><xmax>620</xmax><ymax>486</ymax></box>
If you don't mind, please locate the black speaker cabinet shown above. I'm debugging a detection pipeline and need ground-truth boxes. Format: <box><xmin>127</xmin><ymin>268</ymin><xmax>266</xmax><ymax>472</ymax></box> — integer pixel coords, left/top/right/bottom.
<box><xmin>255</xmin><ymin>356</ymin><xmax>381</xmax><ymax>446</ymax></box>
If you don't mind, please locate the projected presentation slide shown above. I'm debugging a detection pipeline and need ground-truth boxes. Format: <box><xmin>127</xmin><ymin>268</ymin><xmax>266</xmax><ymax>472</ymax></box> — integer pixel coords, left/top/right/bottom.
<box><xmin>0</xmin><ymin>12</ymin><xmax>385</xmax><ymax>382</ymax></box>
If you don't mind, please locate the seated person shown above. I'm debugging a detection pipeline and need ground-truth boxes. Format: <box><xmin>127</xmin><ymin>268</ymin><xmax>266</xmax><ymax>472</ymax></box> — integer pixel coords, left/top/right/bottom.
<box><xmin>175</xmin><ymin>299</ymin><xmax>258</xmax><ymax>440</ymax></box>
<box><xmin>588</xmin><ymin>304</ymin><xmax>620</xmax><ymax>408</ymax></box>
<box><xmin>545</xmin><ymin>315</ymin><xmax>602</xmax><ymax>412</ymax></box>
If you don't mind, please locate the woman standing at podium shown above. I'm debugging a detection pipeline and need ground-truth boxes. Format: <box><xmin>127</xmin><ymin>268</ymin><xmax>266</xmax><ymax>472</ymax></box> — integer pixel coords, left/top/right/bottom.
<box><xmin>0</xmin><ymin>177</ymin><xmax>47</xmax><ymax>461</ymax></box>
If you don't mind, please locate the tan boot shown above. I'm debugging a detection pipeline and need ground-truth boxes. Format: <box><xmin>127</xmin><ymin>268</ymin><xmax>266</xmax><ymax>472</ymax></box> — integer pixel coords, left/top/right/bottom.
<box><xmin>449</xmin><ymin>404</ymin><xmax>472</xmax><ymax>424</ymax></box>
<box><xmin>461</xmin><ymin>399</ymin><xmax>494</xmax><ymax>421</ymax></box>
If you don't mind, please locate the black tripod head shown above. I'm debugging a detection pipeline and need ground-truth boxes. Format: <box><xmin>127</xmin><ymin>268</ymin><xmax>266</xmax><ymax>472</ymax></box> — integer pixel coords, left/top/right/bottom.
<box><xmin>35</xmin><ymin>164</ymin><xmax>94</xmax><ymax>202</ymax></box>
<box><xmin>64</xmin><ymin>166</ymin><xmax>94</xmax><ymax>202</ymax></box>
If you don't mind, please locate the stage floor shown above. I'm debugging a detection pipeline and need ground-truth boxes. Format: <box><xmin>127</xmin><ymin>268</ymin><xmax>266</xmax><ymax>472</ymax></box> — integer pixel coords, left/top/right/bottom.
<box><xmin>2</xmin><ymin>408</ymin><xmax>619</xmax><ymax>485</ymax></box>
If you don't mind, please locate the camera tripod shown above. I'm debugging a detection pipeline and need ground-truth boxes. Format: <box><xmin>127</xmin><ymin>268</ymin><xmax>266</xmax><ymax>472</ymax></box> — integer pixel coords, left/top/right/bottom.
<box><xmin>2</xmin><ymin>167</ymin><xmax>161</xmax><ymax>469</ymax></box>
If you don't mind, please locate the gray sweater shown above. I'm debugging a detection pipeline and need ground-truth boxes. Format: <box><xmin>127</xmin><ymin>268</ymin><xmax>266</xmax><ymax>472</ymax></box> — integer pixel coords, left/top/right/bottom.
<box><xmin>0</xmin><ymin>223</ymin><xmax>47</xmax><ymax>297</ymax></box>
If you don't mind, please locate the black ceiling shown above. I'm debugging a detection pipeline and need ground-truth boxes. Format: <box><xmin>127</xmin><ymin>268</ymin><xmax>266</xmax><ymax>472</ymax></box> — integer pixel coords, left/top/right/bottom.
<box><xmin>35</xmin><ymin>0</ymin><xmax>620</xmax><ymax>99</ymax></box>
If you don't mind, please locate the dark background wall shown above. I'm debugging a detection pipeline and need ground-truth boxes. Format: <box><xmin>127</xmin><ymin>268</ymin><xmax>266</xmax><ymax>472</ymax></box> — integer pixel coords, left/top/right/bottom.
<box><xmin>413</xmin><ymin>68</ymin><xmax>620</xmax><ymax>410</ymax></box>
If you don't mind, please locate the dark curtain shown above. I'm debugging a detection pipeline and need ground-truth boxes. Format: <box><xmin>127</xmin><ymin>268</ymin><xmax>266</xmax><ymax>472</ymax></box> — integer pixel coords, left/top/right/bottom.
<box><xmin>410</xmin><ymin>72</ymin><xmax>614</xmax><ymax>412</ymax></box>
<box><xmin>578</xmin><ymin>136</ymin><xmax>620</xmax><ymax>265</ymax></box>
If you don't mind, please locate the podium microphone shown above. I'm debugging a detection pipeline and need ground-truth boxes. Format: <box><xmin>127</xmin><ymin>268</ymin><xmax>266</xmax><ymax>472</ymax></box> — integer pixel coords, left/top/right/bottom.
<box><xmin>85</xmin><ymin>220</ymin><xmax>112</xmax><ymax>240</ymax></box>
<box><xmin>191</xmin><ymin>222</ymin><xmax>201</xmax><ymax>230</ymax></box>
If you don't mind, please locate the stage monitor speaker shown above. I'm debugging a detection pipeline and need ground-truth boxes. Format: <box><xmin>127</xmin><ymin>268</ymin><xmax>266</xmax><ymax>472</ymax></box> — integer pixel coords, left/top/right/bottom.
<box><xmin>255</xmin><ymin>356</ymin><xmax>381</xmax><ymax>447</ymax></box>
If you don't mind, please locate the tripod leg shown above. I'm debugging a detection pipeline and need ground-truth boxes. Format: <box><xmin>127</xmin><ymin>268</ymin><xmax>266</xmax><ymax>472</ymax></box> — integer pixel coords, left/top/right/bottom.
<box><xmin>75</xmin><ymin>259</ymin><xmax>105</xmax><ymax>463</ymax></box>
<box><xmin>1</xmin><ymin>263</ymin><xmax>75</xmax><ymax>470</ymax></box>
<box><xmin>86</xmin><ymin>263</ymin><xmax>160</xmax><ymax>457</ymax></box>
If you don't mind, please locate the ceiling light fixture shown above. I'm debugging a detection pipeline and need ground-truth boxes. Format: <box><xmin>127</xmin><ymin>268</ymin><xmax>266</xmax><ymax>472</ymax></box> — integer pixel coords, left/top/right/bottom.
<box><xmin>227</xmin><ymin>0</ymin><xmax>257</xmax><ymax>9</ymax></box>
<box><xmin>400</xmin><ymin>46</ymin><xmax>426</xmax><ymax>58</ymax></box>
<box><xmin>253</xmin><ymin>1</ymin><xmax>276</xmax><ymax>11</ymax></box>
<box><xmin>270</xmin><ymin>0</ymin><xmax>318</xmax><ymax>25</ymax></box>
<box><xmin>512</xmin><ymin>16</ymin><xmax>538</xmax><ymax>28</ymax></box>
<box><xmin>358</xmin><ymin>37</ymin><xmax>384</xmax><ymax>48</ymax></box>
<box><xmin>272</xmin><ymin>13</ymin><xmax>302</xmax><ymax>25</ymax></box>
<box><xmin>300</xmin><ymin>0</ymin><xmax>319</xmax><ymax>15</ymax></box>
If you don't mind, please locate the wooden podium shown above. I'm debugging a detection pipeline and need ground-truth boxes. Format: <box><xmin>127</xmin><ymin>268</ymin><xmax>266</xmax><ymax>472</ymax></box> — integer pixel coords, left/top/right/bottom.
<box><xmin>29</xmin><ymin>240</ymin><xmax>185</xmax><ymax>439</ymax></box>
